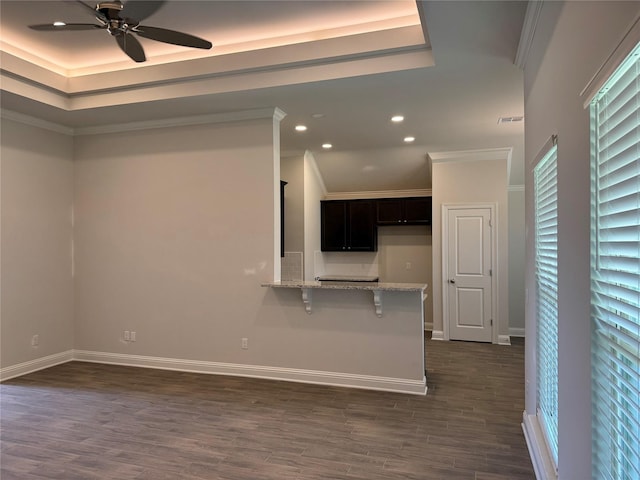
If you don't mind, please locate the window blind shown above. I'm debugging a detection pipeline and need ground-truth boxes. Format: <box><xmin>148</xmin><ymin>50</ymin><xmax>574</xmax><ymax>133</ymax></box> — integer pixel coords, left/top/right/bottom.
<box><xmin>535</xmin><ymin>141</ymin><xmax>559</xmax><ymax>465</ymax></box>
<box><xmin>591</xmin><ymin>41</ymin><xmax>640</xmax><ymax>480</ymax></box>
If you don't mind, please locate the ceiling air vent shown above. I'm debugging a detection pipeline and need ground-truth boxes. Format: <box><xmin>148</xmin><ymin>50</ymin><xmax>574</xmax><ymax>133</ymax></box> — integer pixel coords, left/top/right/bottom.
<box><xmin>498</xmin><ymin>116</ymin><xmax>524</xmax><ymax>124</ymax></box>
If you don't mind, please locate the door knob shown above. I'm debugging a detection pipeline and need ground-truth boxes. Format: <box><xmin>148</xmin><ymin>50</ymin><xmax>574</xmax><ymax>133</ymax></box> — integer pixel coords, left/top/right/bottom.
<box><xmin>449</xmin><ymin>279</ymin><xmax>456</xmax><ymax>284</ymax></box>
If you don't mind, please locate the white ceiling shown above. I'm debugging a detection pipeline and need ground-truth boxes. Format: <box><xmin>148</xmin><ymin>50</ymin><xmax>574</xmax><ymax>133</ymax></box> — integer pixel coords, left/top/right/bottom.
<box><xmin>0</xmin><ymin>0</ymin><xmax>527</xmax><ymax>192</ymax></box>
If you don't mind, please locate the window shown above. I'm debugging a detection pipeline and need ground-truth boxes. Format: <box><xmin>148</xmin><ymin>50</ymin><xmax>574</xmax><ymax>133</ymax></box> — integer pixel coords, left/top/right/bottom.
<box><xmin>534</xmin><ymin>140</ymin><xmax>559</xmax><ymax>465</ymax></box>
<box><xmin>591</xmin><ymin>41</ymin><xmax>640</xmax><ymax>480</ymax></box>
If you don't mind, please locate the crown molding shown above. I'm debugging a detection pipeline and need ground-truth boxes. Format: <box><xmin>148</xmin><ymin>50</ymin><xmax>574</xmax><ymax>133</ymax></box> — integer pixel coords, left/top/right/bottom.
<box><xmin>324</xmin><ymin>189</ymin><xmax>431</xmax><ymax>200</ymax></box>
<box><xmin>74</xmin><ymin>107</ymin><xmax>286</xmax><ymax>136</ymax></box>
<box><xmin>0</xmin><ymin>107</ymin><xmax>284</xmax><ymax>137</ymax></box>
<box><xmin>515</xmin><ymin>1</ymin><xmax>544</xmax><ymax>69</ymax></box>
<box><xmin>428</xmin><ymin>147</ymin><xmax>512</xmax><ymax>164</ymax></box>
<box><xmin>1</xmin><ymin>109</ymin><xmax>73</xmax><ymax>136</ymax></box>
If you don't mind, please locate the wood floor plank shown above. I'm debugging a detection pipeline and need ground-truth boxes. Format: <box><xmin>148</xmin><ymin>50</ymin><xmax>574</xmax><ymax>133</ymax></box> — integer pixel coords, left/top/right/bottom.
<box><xmin>0</xmin><ymin>336</ymin><xmax>534</xmax><ymax>479</ymax></box>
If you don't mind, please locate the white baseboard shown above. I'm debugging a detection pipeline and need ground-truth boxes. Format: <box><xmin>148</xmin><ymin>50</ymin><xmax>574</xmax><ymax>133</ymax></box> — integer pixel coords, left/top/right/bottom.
<box><xmin>522</xmin><ymin>412</ymin><xmax>558</xmax><ymax>480</ymax></box>
<box><xmin>74</xmin><ymin>350</ymin><xmax>428</xmax><ymax>396</ymax></box>
<box><xmin>510</xmin><ymin>327</ymin><xmax>526</xmax><ymax>337</ymax></box>
<box><xmin>0</xmin><ymin>350</ymin><xmax>74</xmax><ymax>382</ymax></box>
<box><xmin>431</xmin><ymin>330</ymin><xmax>445</xmax><ymax>341</ymax></box>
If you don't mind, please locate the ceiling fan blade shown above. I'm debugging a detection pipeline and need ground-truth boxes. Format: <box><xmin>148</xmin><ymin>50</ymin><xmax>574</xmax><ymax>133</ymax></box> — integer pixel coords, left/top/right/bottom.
<box><xmin>120</xmin><ymin>0</ymin><xmax>166</xmax><ymax>23</ymax></box>
<box><xmin>115</xmin><ymin>32</ymin><xmax>146</xmax><ymax>62</ymax></box>
<box><xmin>134</xmin><ymin>26</ymin><xmax>212</xmax><ymax>50</ymax></box>
<box><xmin>28</xmin><ymin>23</ymin><xmax>105</xmax><ymax>31</ymax></box>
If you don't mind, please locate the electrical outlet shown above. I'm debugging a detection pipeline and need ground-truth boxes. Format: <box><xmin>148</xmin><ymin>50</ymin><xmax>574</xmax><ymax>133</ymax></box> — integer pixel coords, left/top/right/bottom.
<box><xmin>124</xmin><ymin>330</ymin><xmax>130</xmax><ymax>341</ymax></box>
<box><xmin>241</xmin><ymin>337</ymin><xmax>248</xmax><ymax>350</ymax></box>
<box><xmin>405</xmin><ymin>262</ymin><xmax>412</xmax><ymax>270</ymax></box>
<box><xmin>31</xmin><ymin>334</ymin><xmax>39</xmax><ymax>347</ymax></box>
<box><xmin>130</xmin><ymin>331</ymin><xmax>136</xmax><ymax>342</ymax></box>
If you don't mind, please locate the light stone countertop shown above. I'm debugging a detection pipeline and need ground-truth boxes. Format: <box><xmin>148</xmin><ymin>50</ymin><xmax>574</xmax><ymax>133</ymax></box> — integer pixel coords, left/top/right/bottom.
<box><xmin>262</xmin><ymin>281</ymin><xmax>427</xmax><ymax>292</ymax></box>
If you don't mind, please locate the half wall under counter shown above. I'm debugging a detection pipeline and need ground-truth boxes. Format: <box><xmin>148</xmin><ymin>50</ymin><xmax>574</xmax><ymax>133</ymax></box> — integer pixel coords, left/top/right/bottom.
<box><xmin>261</xmin><ymin>281</ymin><xmax>428</xmax><ymax>395</ymax></box>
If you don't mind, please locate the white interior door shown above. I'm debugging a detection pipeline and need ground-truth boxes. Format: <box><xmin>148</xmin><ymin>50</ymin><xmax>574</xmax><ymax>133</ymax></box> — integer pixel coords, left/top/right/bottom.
<box><xmin>446</xmin><ymin>207</ymin><xmax>493</xmax><ymax>342</ymax></box>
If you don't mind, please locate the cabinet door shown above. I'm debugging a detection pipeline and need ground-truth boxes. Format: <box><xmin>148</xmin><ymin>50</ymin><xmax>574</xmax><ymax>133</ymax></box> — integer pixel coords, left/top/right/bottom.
<box><xmin>403</xmin><ymin>197</ymin><xmax>432</xmax><ymax>224</ymax></box>
<box><xmin>348</xmin><ymin>200</ymin><xmax>377</xmax><ymax>251</ymax></box>
<box><xmin>321</xmin><ymin>201</ymin><xmax>347</xmax><ymax>251</ymax></box>
<box><xmin>377</xmin><ymin>199</ymin><xmax>404</xmax><ymax>224</ymax></box>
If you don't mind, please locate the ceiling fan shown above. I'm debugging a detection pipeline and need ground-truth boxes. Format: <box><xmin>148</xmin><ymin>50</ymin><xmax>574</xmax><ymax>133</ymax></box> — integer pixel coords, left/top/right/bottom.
<box><xmin>28</xmin><ymin>0</ymin><xmax>212</xmax><ymax>63</ymax></box>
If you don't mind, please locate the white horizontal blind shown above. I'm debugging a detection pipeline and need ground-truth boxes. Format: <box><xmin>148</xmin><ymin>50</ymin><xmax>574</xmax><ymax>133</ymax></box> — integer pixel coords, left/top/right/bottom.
<box><xmin>534</xmin><ymin>142</ymin><xmax>559</xmax><ymax>465</ymax></box>
<box><xmin>591</xmin><ymin>41</ymin><xmax>640</xmax><ymax>480</ymax></box>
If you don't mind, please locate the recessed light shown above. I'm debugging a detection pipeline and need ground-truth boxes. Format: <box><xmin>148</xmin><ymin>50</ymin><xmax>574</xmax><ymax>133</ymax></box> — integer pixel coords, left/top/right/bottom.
<box><xmin>404</xmin><ymin>136</ymin><xmax>415</xmax><ymax>143</ymax></box>
<box><xmin>53</xmin><ymin>21</ymin><xmax>66</xmax><ymax>27</ymax></box>
<box><xmin>391</xmin><ymin>115</ymin><xmax>404</xmax><ymax>123</ymax></box>
<box><xmin>311</xmin><ymin>113</ymin><xmax>325</xmax><ymax>119</ymax></box>
<box><xmin>322</xmin><ymin>143</ymin><xmax>333</xmax><ymax>149</ymax></box>
<box><xmin>295</xmin><ymin>125</ymin><xmax>307</xmax><ymax>132</ymax></box>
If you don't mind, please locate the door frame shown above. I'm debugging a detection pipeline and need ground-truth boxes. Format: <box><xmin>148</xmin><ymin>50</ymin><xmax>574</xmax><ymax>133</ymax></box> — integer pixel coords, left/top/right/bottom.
<box><xmin>441</xmin><ymin>203</ymin><xmax>498</xmax><ymax>343</ymax></box>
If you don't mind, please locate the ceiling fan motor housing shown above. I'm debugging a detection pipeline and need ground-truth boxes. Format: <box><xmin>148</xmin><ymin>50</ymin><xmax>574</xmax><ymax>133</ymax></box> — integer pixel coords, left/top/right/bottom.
<box><xmin>96</xmin><ymin>1</ymin><xmax>138</xmax><ymax>35</ymax></box>
<box><xmin>96</xmin><ymin>1</ymin><xmax>123</xmax><ymax>19</ymax></box>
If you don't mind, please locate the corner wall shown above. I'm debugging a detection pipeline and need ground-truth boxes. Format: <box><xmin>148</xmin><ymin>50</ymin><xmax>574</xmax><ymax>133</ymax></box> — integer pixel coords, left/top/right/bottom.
<box><xmin>303</xmin><ymin>151</ymin><xmax>325</xmax><ymax>281</ymax></box>
<box><xmin>0</xmin><ymin>117</ymin><xmax>74</xmax><ymax>377</ymax></box>
<box><xmin>281</xmin><ymin>155</ymin><xmax>304</xmax><ymax>254</ymax></box>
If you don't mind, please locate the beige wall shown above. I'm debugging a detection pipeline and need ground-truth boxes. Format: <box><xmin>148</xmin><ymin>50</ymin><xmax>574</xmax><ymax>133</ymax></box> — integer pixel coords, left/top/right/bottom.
<box><xmin>508</xmin><ymin>188</ymin><xmax>525</xmax><ymax>333</ymax></box>
<box><xmin>432</xmin><ymin>158</ymin><xmax>509</xmax><ymax>341</ymax></box>
<box><xmin>73</xmin><ymin>119</ymin><xmax>278</xmax><ymax>360</ymax></box>
<box><xmin>378</xmin><ymin>226</ymin><xmax>432</xmax><ymax>326</ymax></box>
<box><xmin>522</xmin><ymin>2</ymin><xmax>640</xmax><ymax>475</ymax></box>
<box><xmin>0</xmin><ymin>118</ymin><xmax>74</xmax><ymax>371</ymax></box>
<box><xmin>280</xmin><ymin>155</ymin><xmax>304</xmax><ymax>253</ymax></box>
<box><xmin>303</xmin><ymin>151</ymin><xmax>324</xmax><ymax>281</ymax></box>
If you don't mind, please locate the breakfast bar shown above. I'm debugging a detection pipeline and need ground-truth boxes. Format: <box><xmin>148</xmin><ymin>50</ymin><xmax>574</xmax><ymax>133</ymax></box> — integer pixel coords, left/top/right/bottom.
<box><xmin>262</xmin><ymin>280</ymin><xmax>427</xmax><ymax>317</ymax></box>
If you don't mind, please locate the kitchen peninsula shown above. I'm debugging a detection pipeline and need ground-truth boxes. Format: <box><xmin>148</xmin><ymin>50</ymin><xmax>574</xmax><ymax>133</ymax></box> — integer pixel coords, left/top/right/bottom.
<box><xmin>262</xmin><ymin>281</ymin><xmax>428</xmax><ymax>395</ymax></box>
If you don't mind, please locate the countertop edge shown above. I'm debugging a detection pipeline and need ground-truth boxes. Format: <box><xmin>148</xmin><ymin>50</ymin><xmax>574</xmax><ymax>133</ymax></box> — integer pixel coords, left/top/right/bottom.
<box><xmin>261</xmin><ymin>281</ymin><xmax>427</xmax><ymax>292</ymax></box>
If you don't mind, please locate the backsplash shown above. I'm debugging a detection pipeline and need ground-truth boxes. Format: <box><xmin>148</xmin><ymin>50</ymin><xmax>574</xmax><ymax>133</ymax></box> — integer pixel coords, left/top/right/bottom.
<box><xmin>281</xmin><ymin>252</ymin><xmax>303</xmax><ymax>281</ymax></box>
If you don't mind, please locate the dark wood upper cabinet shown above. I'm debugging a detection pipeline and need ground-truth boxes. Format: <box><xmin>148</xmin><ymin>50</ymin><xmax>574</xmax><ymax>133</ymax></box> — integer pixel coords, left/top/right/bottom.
<box><xmin>321</xmin><ymin>200</ymin><xmax>377</xmax><ymax>252</ymax></box>
<box><xmin>376</xmin><ymin>197</ymin><xmax>432</xmax><ymax>225</ymax></box>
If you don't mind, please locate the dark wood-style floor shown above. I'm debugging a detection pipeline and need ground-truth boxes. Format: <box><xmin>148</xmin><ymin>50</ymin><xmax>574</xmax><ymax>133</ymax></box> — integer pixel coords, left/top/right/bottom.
<box><xmin>1</xmin><ymin>337</ymin><xmax>534</xmax><ymax>480</ymax></box>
